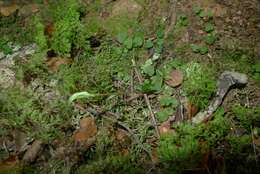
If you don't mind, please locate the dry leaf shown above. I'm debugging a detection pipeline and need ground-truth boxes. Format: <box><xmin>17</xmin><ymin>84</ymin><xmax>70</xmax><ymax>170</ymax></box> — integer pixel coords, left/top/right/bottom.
<box><xmin>159</xmin><ymin>121</ymin><xmax>175</xmax><ymax>134</ymax></box>
<box><xmin>46</xmin><ymin>57</ymin><xmax>73</xmax><ymax>72</ymax></box>
<box><xmin>22</xmin><ymin>140</ymin><xmax>43</xmax><ymax>163</ymax></box>
<box><xmin>73</xmin><ymin>117</ymin><xmax>97</xmax><ymax>143</ymax></box>
<box><xmin>165</xmin><ymin>69</ymin><xmax>184</xmax><ymax>87</ymax></box>
<box><xmin>0</xmin><ymin>4</ymin><xmax>19</xmax><ymax>17</ymax></box>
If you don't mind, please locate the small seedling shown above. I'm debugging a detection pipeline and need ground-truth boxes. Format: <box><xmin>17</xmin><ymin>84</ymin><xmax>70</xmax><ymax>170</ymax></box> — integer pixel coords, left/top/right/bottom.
<box><xmin>144</xmin><ymin>39</ymin><xmax>154</xmax><ymax>49</ymax></box>
<box><xmin>156</xmin><ymin>108</ymin><xmax>174</xmax><ymax>122</ymax></box>
<box><xmin>123</xmin><ymin>37</ymin><xmax>133</xmax><ymax>50</ymax></box>
<box><xmin>191</xmin><ymin>44</ymin><xmax>208</xmax><ymax>55</ymax></box>
<box><xmin>205</xmin><ymin>33</ymin><xmax>217</xmax><ymax>45</ymax></box>
<box><xmin>0</xmin><ymin>39</ymin><xmax>13</xmax><ymax>55</ymax></box>
<box><xmin>205</xmin><ymin>23</ymin><xmax>214</xmax><ymax>33</ymax></box>
<box><xmin>159</xmin><ymin>95</ymin><xmax>178</xmax><ymax>107</ymax></box>
<box><xmin>116</xmin><ymin>32</ymin><xmax>128</xmax><ymax>44</ymax></box>
<box><xmin>141</xmin><ymin>59</ymin><xmax>155</xmax><ymax>76</ymax></box>
<box><xmin>133</xmin><ymin>34</ymin><xmax>144</xmax><ymax>48</ymax></box>
<box><xmin>137</xmin><ymin>71</ymin><xmax>163</xmax><ymax>93</ymax></box>
<box><xmin>176</xmin><ymin>15</ymin><xmax>189</xmax><ymax>27</ymax></box>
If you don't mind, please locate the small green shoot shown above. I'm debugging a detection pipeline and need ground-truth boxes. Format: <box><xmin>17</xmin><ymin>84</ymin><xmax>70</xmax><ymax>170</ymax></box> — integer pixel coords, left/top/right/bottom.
<box><xmin>141</xmin><ymin>59</ymin><xmax>155</xmax><ymax>76</ymax></box>
<box><xmin>133</xmin><ymin>33</ymin><xmax>144</xmax><ymax>48</ymax></box>
<box><xmin>69</xmin><ymin>91</ymin><xmax>96</xmax><ymax>104</ymax></box>
<box><xmin>176</xmin><ymin>15</ymin><xmax>189</xmax><ymax>27</ymax></box>
<box><xmin>159</xmin><ymin>96</ymin><xmax>178</xmax><ymax>107</ymax></box>
<box><xmin>144</xmin><ymin>39</ymin><xmax>154</xmax><ymax>49</ymax></box>
<box><xmin>205</xmin><ymin>33</ymin><xmax>217</xmax><ymax>45</ymax></box>
<box><xmin>116</xmin><ymin>32</ymin><xmax>128</xmax><ymax>44</ymax></box>
<box><xmin>123</xmin><ymin>37</ymin><xmax>133</xmax><ymax>50</ymax></box>
<box><xmin>205</xmin><ymin>23</ymin><xmax>214</xmax><ymax>33</ymax></box>
<box><xmin>191</xmin><ymin>44</ymin><xmax>208</xmax><ymax>55</ymax></box>
<box><xmin>157</xmin><ymin>108</ymin><xmax>174</xmax><ymax>122</ymax></box>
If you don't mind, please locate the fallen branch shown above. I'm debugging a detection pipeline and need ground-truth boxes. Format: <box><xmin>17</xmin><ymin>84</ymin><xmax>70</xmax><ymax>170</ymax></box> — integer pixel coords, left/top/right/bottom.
<box><xmin>132</xmin><ymin>59</ymin><xmax>160</xmax><ymax>138</ymax></box>
<box><xmin>192</xmin><ymin>71</ymin><xmax>248</xmax><ymax>124</ymax></box>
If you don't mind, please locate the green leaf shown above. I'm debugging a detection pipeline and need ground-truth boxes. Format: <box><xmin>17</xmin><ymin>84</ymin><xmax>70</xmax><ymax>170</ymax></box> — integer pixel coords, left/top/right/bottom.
<box><xmin>199</xmin><ymin>46</ymin><xmax>208</xmax><ymax>55</ymax></box>
<box><xmin>191</xmin><ymin>44</ymin><xmax>200</xmax><ymax>53</ymax></box>
<box><xmin>151</xmin><ymin>71</ymin><xmax>163</xmax><ymax>91</ymax></box>
<box><xmin>123</xmin><ymin>37</ymin><xmax>133</xmax><ymax>50</ymax></box>
<box><xmin>69</xmin><ymin>91</ymin><xmax>96</xmax><ymax>104</ymax></box>
<box><xmin>144</xmin><ymin>39</ymin><xmax>154</xmax><ymax>49</ymax></box>
<box><xmin>141</xmin><ymin>59</ymin><xmax>155</xmax><ymax>76</ymax></box>
<box><xmin>133</xmin><ymin>34</ymin><xmax>144</xmax><ymax>48</ymax></box>
<box><xmin>177</xmin><ymin>15</ymin><xmax>188</xmax><ymax>27</ymax></box>
<box><xmin>205</xmin><ymin>33</ymin><xmax>216</xmax><ymax>45</ymax></box>
<box><xmin>156</xmin><ymin>29</ymin><xmax>164</xmax><ymax>39</ymax></box>
<box><xmin>253</xmin><ymin>64</ymin><xmax>260</xmax><ymax>73</ymax></box>
<box><xmin>159</xmin><ymin>96</ymin><xmax>178</xmax><ymax>107</ymax></box>
<box><xmin>157</xmin><ymin>108</ymin><xmax>174</xmax><ymax>122</ymax></box>
<box><xmin>193</xmin><ymin>6</ymin><xmax>202</xmax><ymax>15</ymax></box>
<box><xmin>205</xmin><ymin>23</ymin><xmax>214</xmax><ymax>33</ymax></box>
<box><xmin>116</xmin><ymin>32</ymin><xmax>128</xmax><ymax>44</ymax></box>
<box><xmin>199</xmin><ymin>10</ymin><xmax>207</xmax><ymax>18</ymax></box>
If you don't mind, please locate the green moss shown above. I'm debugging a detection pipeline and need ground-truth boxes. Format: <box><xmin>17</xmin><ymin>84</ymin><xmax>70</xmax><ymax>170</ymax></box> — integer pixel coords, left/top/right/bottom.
<box><xmin>232</xmin><ymin>105</ymin><xmax>260</xmax><ymax>131</ymax></box>
<box><xmin>203</xmin><ymin>108</ymin><xmax>231</xmax><ymax>145</ymax></box>
<box><xmin>79</xmin><ymin>155</ymin><xmax>144</xmax><ymax>174</ymax></box>
<box><xmin>183</xmin><ymin>62</ymin><xmax>216</xmax><ymax>109</ymax></box>
<box><xmin>0</xmin><ymin>87</ymin><xmax>72</xmax><ymax>141</ymax></box>
<box><xmin>158</xmin><ymin>123</ymin><xmax>203</xmax><ymax>173</ymax></box>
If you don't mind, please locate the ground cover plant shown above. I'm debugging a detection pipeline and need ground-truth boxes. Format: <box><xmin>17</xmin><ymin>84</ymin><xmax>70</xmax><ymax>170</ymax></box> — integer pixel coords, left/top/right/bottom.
<box><xmin>0</xmin><ymin>0</ymin><xmax>259</xmax><ymax>173</ymax></box>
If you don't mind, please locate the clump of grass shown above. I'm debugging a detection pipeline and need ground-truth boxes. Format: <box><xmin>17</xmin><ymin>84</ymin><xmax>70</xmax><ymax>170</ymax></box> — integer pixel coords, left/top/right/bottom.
<box><xmin>0</xmin><ymin>87</ymin><xmax>73</xmax><ymax>141</ymax></box>
<box><xmin>34</xmin><ymin>0</ymin><xmax>90</xmax><ymax>57</ymax></box>
<box><xmin>183</xmin><ymin>62</ymin><xmax>216</xmax><ymax>109</ymax></box>
<box><xmin>78</xmin><ymin>154</ymin><xmax>144</xmax><ymax>174</ymax></box>
<box><xmin>232</xmin><ymin>105</ymin><xmax>260</xmax><ymax>131</ymax></box>
<box><xmin>158</xmin><ymin>123</ymin><xmax>203</xmax><ymax>173</ymax></box>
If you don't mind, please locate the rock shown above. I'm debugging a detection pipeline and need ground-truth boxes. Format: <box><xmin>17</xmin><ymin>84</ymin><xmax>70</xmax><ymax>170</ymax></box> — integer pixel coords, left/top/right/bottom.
<box><xmin>111</xmin><ymin>0</ymin><xmax>142</xmax><ymax>19</ymax></box>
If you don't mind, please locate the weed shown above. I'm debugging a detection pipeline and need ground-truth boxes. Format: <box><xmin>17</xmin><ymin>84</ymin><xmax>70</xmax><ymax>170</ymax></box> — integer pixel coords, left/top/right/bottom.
<box><xmin>202</xmin><ymin>108</ymin><xmax>231</xmax><ymax>145</ymax></box>
<box><xmin>205</xmin><ymin>33</ymin><xmax>217</xmax><ymax>45</ymax></box>
<box><xmin>158</xmin><ymin>123</ymin><xmax>202</xmax><ymax>173</ymax></box>
<box><xmin>232</xmin><ymin>105</ymin><xmax>260</xmax><ymax>131</ymax></box>
<box><xmin>78</xmin><ymin>154</ymin><xmax>144</xmax><ymax>174</ymax></box>
<box><xmin>176</xmin><ymin>15</ymin><xmax>189</xmax><ymax>28</ymax></box>
<box><xmin>34</xmin><ymin>17</ymin><xmax>47</xmax><ymax>51</ymax></box>
<box><xmin>0</xmin><ymin>87</ymin><xmax>73</xmax><ymax>141</ymax></box>
<box><xmin>183</xmin><ymin>62</ymin><xmax>216</xmax><ymax>109</ymax></box>
<box><xmin>191</xmin><ymin>44</ymin><xmax>209</xmax><ymax>55</ymax></box>
<box><xmin>0</xmin><ymin>38</ymin><xmax>13</xmax><ymax>55</ymax></box>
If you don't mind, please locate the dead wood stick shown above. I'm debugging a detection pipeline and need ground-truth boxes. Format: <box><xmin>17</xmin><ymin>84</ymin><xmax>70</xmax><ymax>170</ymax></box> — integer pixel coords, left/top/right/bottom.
<box><xmin>192</xmin><ymin>71</ymin><xmax>248</xmax><ymax>124</ymax></box>
<box><xmin>132</xmin><ymin>59</ymin><xmax>160</xmax><ymax>138</ymax></box>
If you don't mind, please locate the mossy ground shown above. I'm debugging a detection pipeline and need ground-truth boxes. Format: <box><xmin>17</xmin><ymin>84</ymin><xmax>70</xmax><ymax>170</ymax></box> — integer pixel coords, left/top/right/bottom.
<box><xmin>0</xmin><ymin>0</ymin><xmax>259</xmax><ymax>173</ymax></box>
